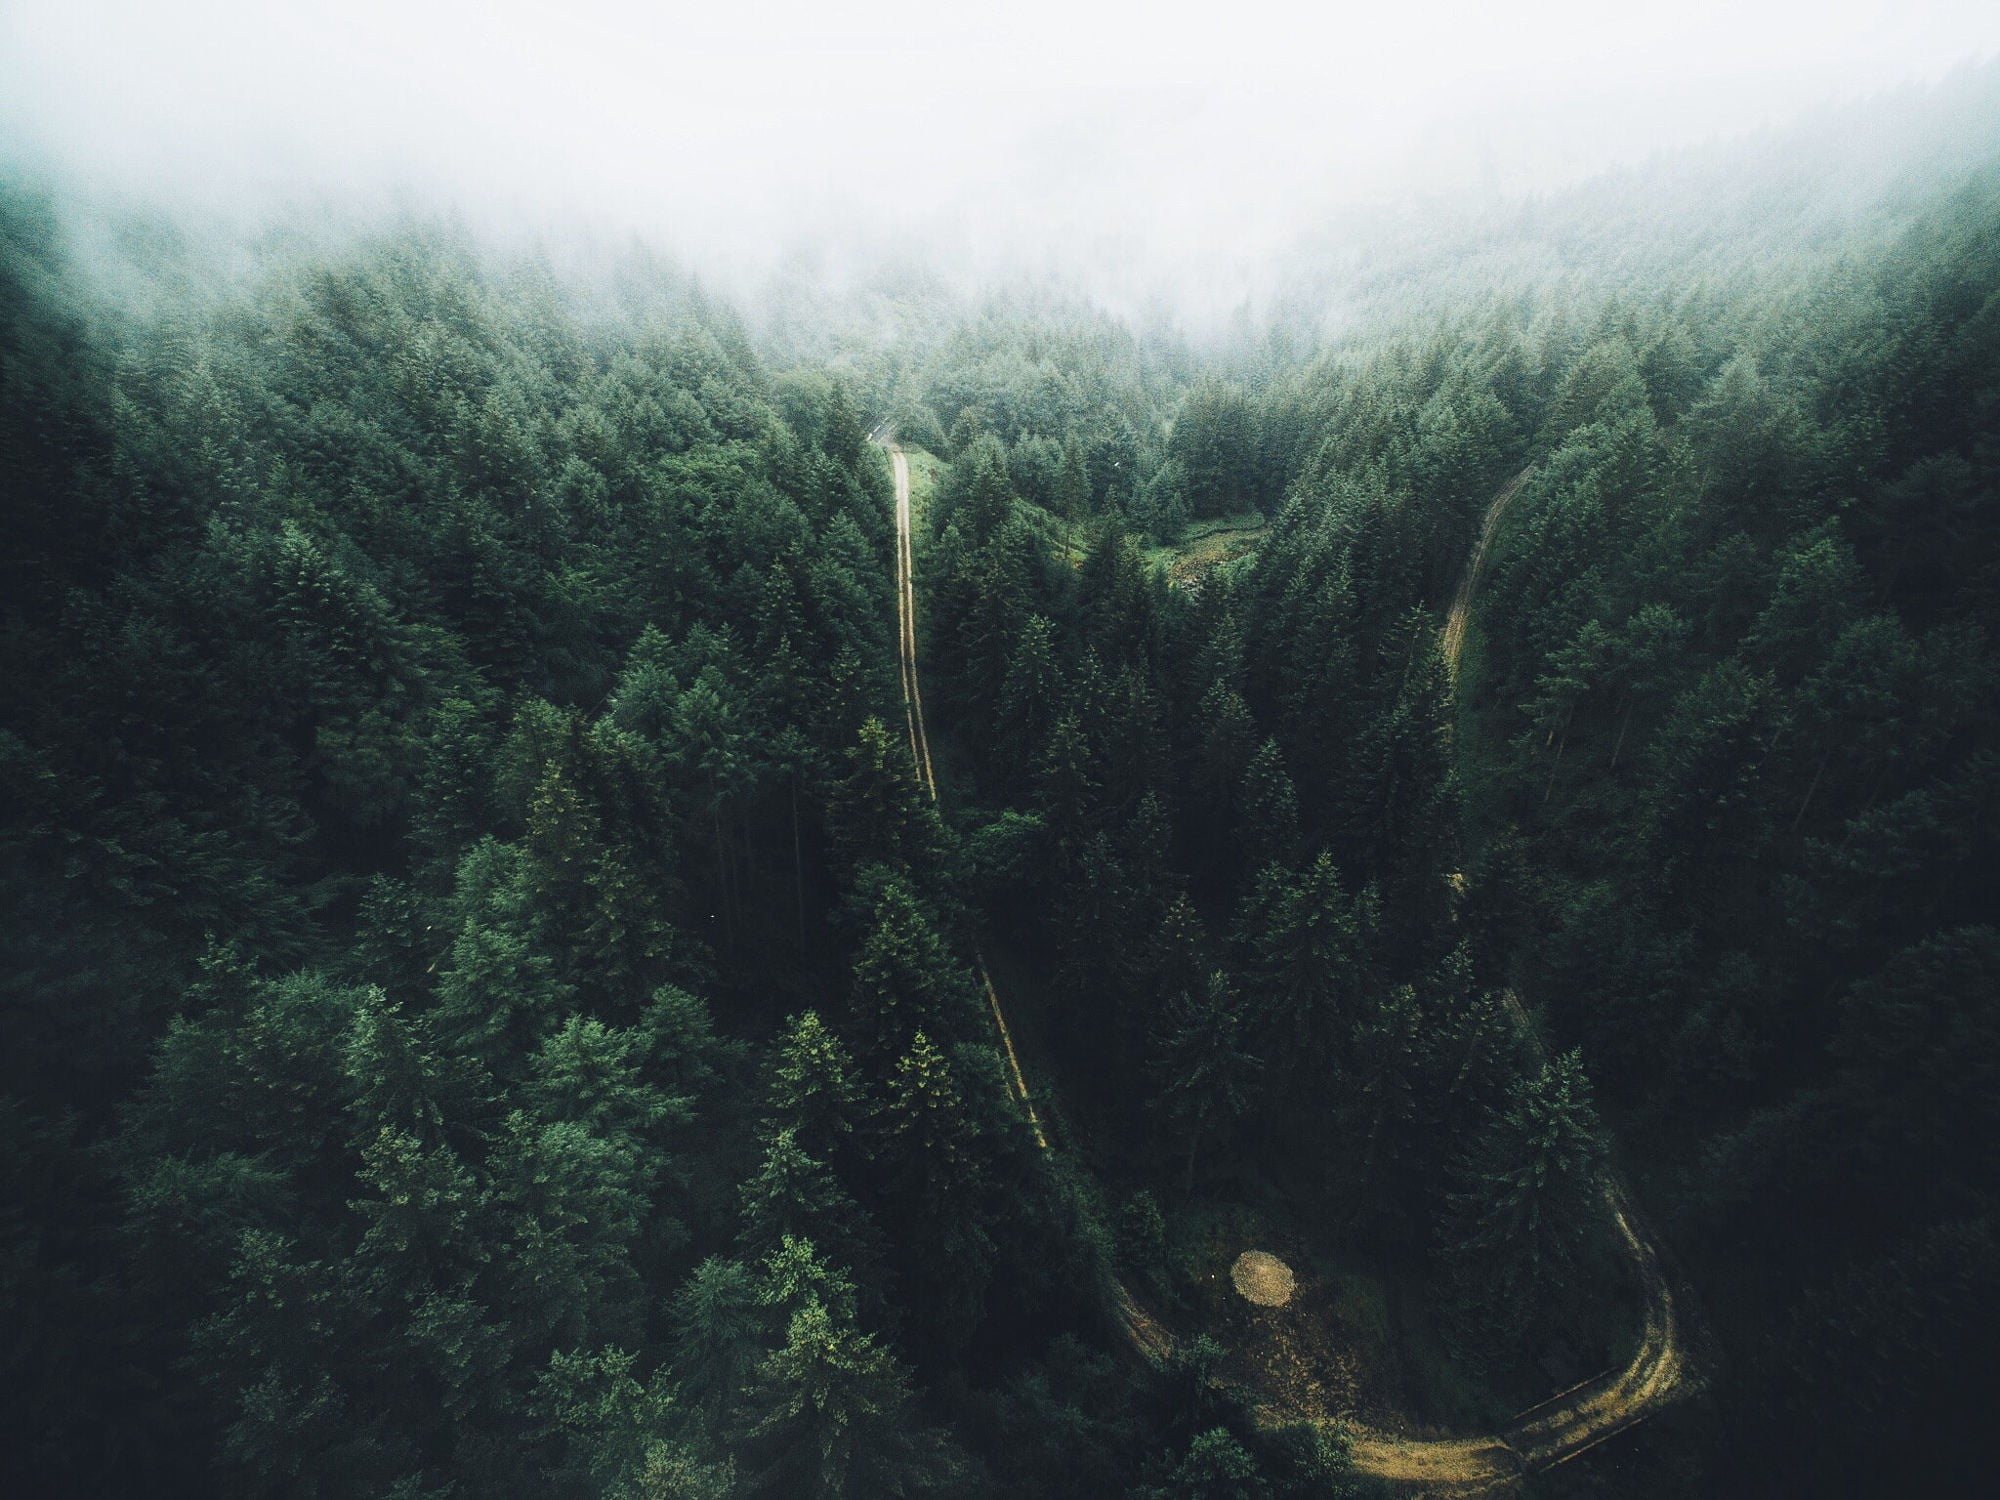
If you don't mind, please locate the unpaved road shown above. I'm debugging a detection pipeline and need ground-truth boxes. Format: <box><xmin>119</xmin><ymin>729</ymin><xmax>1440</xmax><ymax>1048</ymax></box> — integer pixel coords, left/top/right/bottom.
<box><xmin>1347</xmin><ymin>472</ymin><xmax>1693</xmax><ymax>1488</ymax></box>
<box><xmin>1343</xmin><ymin>1000</ymin><xmax>1688</xmax><ymax>1490</ymax></box>
<box><xmin>876</xmin><ymin>441</ymin><xmax>1687</xmax><ymax>1491</ymax></box>
<box><xmin>1341</xmin><ymin>473</ymin><xmax>1695</xmax><ymax>1489</ymax></box>
<box><xmin>1441</xmin><ymin>466</ymin><xmax>1535</xmax><ymax>680</ymax></box>
<box><xmin>889</xmin><ymin>442</ymin><xmax>938</xmax><ymax>799</ymax></box>
<box><xmin>884</xmin><ymin>436</ymin><xmax>1045</xmax><ymax>1149</ymax></box>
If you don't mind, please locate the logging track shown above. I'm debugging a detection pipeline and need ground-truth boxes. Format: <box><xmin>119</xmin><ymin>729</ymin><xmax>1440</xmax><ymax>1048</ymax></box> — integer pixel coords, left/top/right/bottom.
<box><xmin>875</xmin><ymin>438</ymin><xmax>1690</xmax><ymax>1492</ymax></box>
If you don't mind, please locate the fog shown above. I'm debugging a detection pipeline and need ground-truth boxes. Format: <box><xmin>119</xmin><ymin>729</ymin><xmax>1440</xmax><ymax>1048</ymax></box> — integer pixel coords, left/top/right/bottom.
<box><xmin>5</xmin><ymin>0</ymin><xmax>1998</xmax><ymax>322</ymax></box>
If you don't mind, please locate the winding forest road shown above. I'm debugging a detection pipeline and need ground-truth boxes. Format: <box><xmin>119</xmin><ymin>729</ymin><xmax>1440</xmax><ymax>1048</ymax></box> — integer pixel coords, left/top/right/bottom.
<box><xmin>1343</xmin><ymin>469</ymin><xmax>1694</xmax><ymax>1489</ymax></box>
<box><xmin>875</xmin><ymin>440</ymin><xmax>1689</xmax><ymax>1491</ymax></box>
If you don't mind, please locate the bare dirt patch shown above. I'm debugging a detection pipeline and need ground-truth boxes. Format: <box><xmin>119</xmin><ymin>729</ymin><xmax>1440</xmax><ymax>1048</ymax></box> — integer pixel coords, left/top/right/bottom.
<box><xmin>1232</xmin><ymin>1250</ymin><xmax>1297</xmax><ymax>1306</ymax></box>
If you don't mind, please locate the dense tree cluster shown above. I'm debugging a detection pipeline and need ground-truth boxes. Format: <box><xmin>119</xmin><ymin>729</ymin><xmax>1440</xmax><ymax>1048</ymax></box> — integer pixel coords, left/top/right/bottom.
<box><xmin>0</xmin><ymin>199</ymin><xmax>1177</xmax><ymax>1498</ymax></box>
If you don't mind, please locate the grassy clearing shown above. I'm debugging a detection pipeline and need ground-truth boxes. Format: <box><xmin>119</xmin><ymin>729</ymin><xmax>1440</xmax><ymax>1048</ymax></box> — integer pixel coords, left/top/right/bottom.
<box><xmin>1142</xmin><ymin>509</ymin><xmax>1268</xmax><ymax>589</ymax></box>
<box><xmin>902</xmin><ymin>444</ymin><xmax>942</xmax><ymax>532</ymax></box>
<box><xmin>1177</xmin><ymin>508</ymin><xmax>1270</xmax><ymax>547</ymax></box>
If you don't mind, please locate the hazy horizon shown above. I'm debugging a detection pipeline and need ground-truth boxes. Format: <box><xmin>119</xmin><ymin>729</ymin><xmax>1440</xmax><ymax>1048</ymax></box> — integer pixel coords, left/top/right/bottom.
<box><xmin>6</xmin><ymin>1</ymin><xmax>2000</xmax><ymax>322</ymax></box>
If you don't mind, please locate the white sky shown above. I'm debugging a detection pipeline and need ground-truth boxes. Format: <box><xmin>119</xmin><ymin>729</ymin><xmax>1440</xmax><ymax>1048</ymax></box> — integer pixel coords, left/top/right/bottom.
<box><xmin>4</xmin><ymin>1</ymin><xmax>1998</xmax><ymax>309</ymax></box>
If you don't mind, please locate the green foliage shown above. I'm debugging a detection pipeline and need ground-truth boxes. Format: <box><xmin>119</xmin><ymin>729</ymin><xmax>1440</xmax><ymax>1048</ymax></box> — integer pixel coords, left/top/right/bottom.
<box><xmin>1148</xmin><ymin>973</ymin><xmax>1260</xmax><ymax>1189</ymax></box>
<box><xmin>533</xmin><ymin>1345</ymin><xmax>731</xmax><ymax>1500</ymax></box>
<box><xmin>1444</xmin><ymin>1051</ymin><xmax>1607</xmax><ymax>1345</ymax></box>
<box><xmin>737</xmin><ymin>1296</ymin><xmax>955</xmax><ymax>1498</ymax></box>
<box><xmin>1138</xmin><ymin>1427</ymin><xmax>1270</xmax><ymax>1500</ymax></box>
<box><xmin>763</xmin><ymin>1010</ymin><xmax>864</xmax><ymax>1159</ymax></box>
<box><xmin>669</xmin><ymin>1258</ymin><xmax>763</xmax><ymax>1416</ymax></box>
<box><xmin>9</xmin><ymin>111</ymin><xmax>2000</xmax><ymax>1497</ymax></box>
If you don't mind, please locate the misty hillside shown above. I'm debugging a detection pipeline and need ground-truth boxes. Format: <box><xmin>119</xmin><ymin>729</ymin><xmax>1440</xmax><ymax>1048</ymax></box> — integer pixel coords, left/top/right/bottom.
<box><xmin>5</xmin><ymin>11</ymin><xmax>2000</xmax><ymax>1500</ymax></box>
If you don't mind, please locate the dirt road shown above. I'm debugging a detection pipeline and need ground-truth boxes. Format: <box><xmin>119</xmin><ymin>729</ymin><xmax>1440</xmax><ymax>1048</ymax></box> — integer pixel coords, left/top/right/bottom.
<box><xmin>883</xmin><ymin>436</ymin><xmax>1044</xmax><ymax>1149</ymax></box>
<box><xmin>1334</xmin><ymin>472</ymin><xmax>1696</xmax><ymax>1488</ymax></box>
<box><xmin>875</xmin><ymin>440</ymin><xmax>1687</xmax><ymax>1491</ymax></box>
<box><xmin>889</xmin><ymin>442</ymin><xmax>938</xmax><ymax>798</ymax></box>
<box><xmin>1441</xmin><ymin>466</ymin><xmax>1535</xmax><ymax>680</ymax></box>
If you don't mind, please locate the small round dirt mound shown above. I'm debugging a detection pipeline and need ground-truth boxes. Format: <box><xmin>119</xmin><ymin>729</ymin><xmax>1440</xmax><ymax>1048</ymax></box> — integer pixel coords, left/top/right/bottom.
<box><xmin>1231</xmin><ymin>1250</ymin><xmax>1296</xmax><ymax>1307</ymax></box>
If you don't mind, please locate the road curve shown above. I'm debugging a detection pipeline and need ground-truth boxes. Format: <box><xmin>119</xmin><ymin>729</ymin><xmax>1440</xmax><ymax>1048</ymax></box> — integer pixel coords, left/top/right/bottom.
<box><xmin>1347</xmin><ymin>472</ymin><xmax>1696</xmax><ymax>1488</ymax></box>
<box><xmin>1342</xmin><ymin>1000</ymin><xmax>1690</xmax><ymax>1489</ymax></box>
<box><xmin>875</xmin><ymin>440</ymin><xmax>1689</xmax><ymax>1491</ymax></box>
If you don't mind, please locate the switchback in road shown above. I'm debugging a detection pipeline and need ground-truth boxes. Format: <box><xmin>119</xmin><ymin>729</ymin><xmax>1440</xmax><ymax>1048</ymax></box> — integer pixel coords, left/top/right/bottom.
<box><xmin>875</xmin><ymin>440</ymin><xmax>1690</xmax><ymax>1492</ymax></box>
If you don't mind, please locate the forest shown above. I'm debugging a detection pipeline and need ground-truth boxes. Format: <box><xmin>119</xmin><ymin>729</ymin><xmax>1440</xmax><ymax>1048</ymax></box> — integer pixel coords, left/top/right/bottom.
<box><xmin>4</xmin><ymin>61</ymin><xmax>2000</xmax><ymax>1500</ymax></box>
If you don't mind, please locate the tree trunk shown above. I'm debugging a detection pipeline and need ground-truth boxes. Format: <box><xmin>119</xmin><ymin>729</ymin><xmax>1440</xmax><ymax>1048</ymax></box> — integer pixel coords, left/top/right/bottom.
<box><xmin>712</xmin><ymin>802</ymin><xmax>731</xmax><ymax>948</ymax></box>
<box><xmin>1792</xmin><ymin>749</ymin><xmax>1830</xmax><ymax>832</ymax></box>
<box><xmin>791</xmin><ymin>770</ymin><xmax>806</xmax><ymax>958</ymax></box>
<box><xmin>1610</xmin><ymin>694</ymin><xmax>1633</xmax><ymax>770</ymax></box>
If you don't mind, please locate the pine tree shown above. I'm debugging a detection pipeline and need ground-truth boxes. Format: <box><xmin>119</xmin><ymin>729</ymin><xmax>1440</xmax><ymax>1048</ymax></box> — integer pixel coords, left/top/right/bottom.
<box><xmin>849</xmin><ymin>877</ymin><xmax>976</xmax><ymax>1063</ymax></box>
<box><xmin>823</xmin><ymin>717</ymin><xmax>946</xmax><ymax>878</ymax></box>
<box><xmin>737</xmin><ymin>1126</ymin><xmax>874</xmax><ymax>1274</ymax></box>
<box><xmin>1057</xmin><ymin>434</ymin><xmax>1090</xmax><ymax>555</ymax></box>
<box><xmin>344</xmin><ymin>988</ymin><xmax>484</xmax><ymax>1152</ymax></box>
<box><xmin>878</xmin><ymin>1032</ymin><xmax>981</xmax><ymax>1218</ymax></box>
<box><xmin>525</xmin><ymin>1014</ymin><xmax>691</xmax><ymax>1144</ymax></box>
<box><xmin>670</xmin><ymin>666</ymin><xmax>753</xmax><ymax>940</ymax></box>
<box><xmin>1149</xmin><ymin>972</ymin><xmax>1261</xmax><ymax>1189</ymax></box>
<box><xmin>876</xmin><ymin>1031</ymin><xmax>995</xmax><ymax>1351</ymax></box>
<box><xmin>436</xmin><ymin>903</ymin><xmax>569</xmax><ymax>1069</ymax></box>
<box><xmin>1448</xmin><ymin>1049</ymin><xmax>1607</xmax><ymax>1337</ymax></box>
<box><xmin>532</xmin><ymin>1344</ymin><xmax>731</xmax><ymax>1500</ymax></box>
<box><xmin>996</xmin><ymin>614</ymin><xmax>1063</xmax><ymax>781</ymax></box>
<box><xmin>1236</xmin><ymin>853</ymin><xmax>1378</xmax><ymax>1113</ymax></box>
<box><xmin>1034</xmin><ymin>709</ymin><xmax>1099</xmax><ymax>859</ymax></box>
<box><xmin>737</xmin><ymin>1296</ymin><xmax>953</xmax><ymax>1498</ymax></box>
<box><xmin>1239</xmin><ymin>737</ymin><xmax>1301</xmax><ymax>874</ymax></box>
<box><xmin>755</xmin><ymin>1234</ymin><xmax>861</xmax><ymax>1324</ymax></box>
<box><xmin>765</xmin><ymin>1011</ymin><xmax>864</xmax><ymax>1164</ymax></box>
<box><xmin>489</xmin><ymin>1109</ymin><xmax>654</xmax><ymax>1346</ymax></box>
<box><xmin>410</xmin><ymin>696</ymin><xmax>496</xmax><ymax>876</ymax></box>
<box><xmin>668</xmin><ymin>1257</ymin><xmax>763</xmax><ymax>1416</ymax></box>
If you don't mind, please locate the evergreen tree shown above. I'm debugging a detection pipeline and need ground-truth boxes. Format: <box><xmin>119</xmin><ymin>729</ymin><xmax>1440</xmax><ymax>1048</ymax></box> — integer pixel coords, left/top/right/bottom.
<box><xmin>669</xmin><ymin>1257</ymin><xmax>763</xmax><ymax>1416</ymax></box>
<box><xmin>1447</xmin><ymin>1050</ymin><xmax>1607</xmax><ymax>1339</ymax></box>
<box><xmin>875</xmin><ymin>1031</ymin><xmax>995</xmax><ymax>1351</ymax></box>
<box><xmin>738</xmin><ymin>1297</ymin><xmax>954</xmax><ymax>1498</ymax></box>
<box><xmin>1149</xmin><ymin>973</ymin><xmax>1261</xmax><ymax>1189</ymax></box>
<box><xmin>764</xmin><ymin>1011</ymin><xmax>864</xmax><ymax>1165</ymax></box>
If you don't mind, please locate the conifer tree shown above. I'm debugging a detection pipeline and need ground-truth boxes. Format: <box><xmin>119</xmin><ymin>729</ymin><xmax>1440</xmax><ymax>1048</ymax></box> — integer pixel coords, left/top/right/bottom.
<box><xmin>849</xmin><ymin>880</ymin><xmax>976</xmax><ymax>1063</ymax></box>
<box><xmin>738</xmin><ymin>1296</ymin><xmax>953</xmax><ymax>1499</ymax></box>
<box><xmin>1149</xmin><ymin>972</ymin><xmax>1260</xmax><ymax>1189</ymax></box>
<box><xmin>765</xmin><ymin>1011</ymin><xmax>864</xmax><ymax>1165</ymax></box>
<box><xmin>876</xmin><ymin>1031</ymin><xmax>995</xmax><ymax>1350</ymax></box>
<box><xmin>1235</xmin><ymin>853</ymin><xmax>1379</xmax><ymax>1112</ymax></box>
<box><xmin>668</xmin><ymin>1258</ymin><xmax>763</xmax><ymax>1416</ymax></box>
<box><xmin>1239</xmin><ymin>737</ymin><xmax>1301</xmax><ymax>874</ymax></box>
<box><xmin>997</xmin><ymin>613</ymin><xmax>1063</xmax><ymax>779</ymax></box>
<box><xmin>737</xmin><ymin>1126</ymin><xmax>874</xmax><ymax>1274</ymax></box>
<box><xmin>1447</xmin><ymin>1049</ymin><xmax>1607</xmax><ymax>1337</ymax></box>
